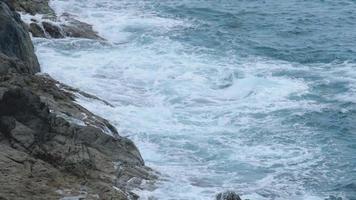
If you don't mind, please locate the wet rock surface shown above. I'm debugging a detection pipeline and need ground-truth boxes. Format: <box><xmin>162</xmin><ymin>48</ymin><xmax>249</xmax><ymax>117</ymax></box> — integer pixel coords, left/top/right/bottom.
<box><xmin>59</xmin><ymin>13</ymin><xmax>103</xmax><ymax>40</ymax></box>
<box><xmin>4</xmin><ymin>0</ymin><xmax>103</xmax><ymax>40</ymax></box>
<box><xmin>216</xmin><ymin>191</ymin><xmax>242</xmax><ymax>200</ymax></box>
<box><xmin>26</xmin><ymin>15</ymin><xmax>103</xmax><ymax>40</ymax></box>
<box><xmin>42</xmin><ymin>21</ymin><xmax>65</xmax><ymax>39</ymax></box>
<box><xmin>29</xmin><ymin>22</ymin><xmax>46</xmax><ymax>37</ymax></box>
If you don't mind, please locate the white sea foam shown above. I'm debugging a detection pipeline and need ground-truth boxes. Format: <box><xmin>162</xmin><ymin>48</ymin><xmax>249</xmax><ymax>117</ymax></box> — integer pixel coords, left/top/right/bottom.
<box><xmin>32</xmin><ymin>0</ymin><xmax>347</xmax><ymax>199</ymax></box>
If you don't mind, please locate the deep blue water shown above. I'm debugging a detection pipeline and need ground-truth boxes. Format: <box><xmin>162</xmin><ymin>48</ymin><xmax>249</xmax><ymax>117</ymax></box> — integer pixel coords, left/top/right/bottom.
<box><xmin>33</xmin><ymin>0</ymin><xmax>356</xmax><ymax>199</ymax></box>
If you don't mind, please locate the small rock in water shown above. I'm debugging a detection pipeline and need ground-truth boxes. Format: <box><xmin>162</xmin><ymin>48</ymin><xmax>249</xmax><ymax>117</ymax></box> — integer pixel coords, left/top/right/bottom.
<box><xmin>42</xmin><ymin>21</ymin><xmax>65</xmax><ymax>38</ymax></box>
<box><xmin>216</xmin><ymin>191</ymin><xmax>242</xmax><ymax>200</ymax></box>
<box><xmin>29</xmin><ymin>23</ymin><xmax>46</xmax><ymax>37</ymax></box>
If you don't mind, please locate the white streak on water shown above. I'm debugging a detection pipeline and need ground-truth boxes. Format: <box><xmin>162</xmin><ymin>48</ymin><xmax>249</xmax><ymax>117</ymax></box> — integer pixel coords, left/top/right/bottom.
<box><xmin>32</xmin><ymin>0</ymin><xmax>353</xmax><ymax>199</ymax></box>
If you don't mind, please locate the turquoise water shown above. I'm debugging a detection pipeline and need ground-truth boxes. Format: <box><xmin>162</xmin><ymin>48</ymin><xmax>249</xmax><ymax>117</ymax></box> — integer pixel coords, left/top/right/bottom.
<box><xmin>33</xmin><ymin>0</ymin><xmax>356</xmax><ymax>199</ymax></box>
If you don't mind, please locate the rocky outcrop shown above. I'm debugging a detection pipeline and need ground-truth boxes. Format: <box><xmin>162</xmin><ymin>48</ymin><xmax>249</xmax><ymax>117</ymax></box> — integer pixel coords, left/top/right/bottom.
<box><xmin>0</xmin><ymin>1</ymin><xmax>156</xmax><ymax>199</ymax></box>
<box><xmin>216</xmin><ymin>191</ymin><xmax>242</xmax><ymax>200</ymax></box>
<box><xmin>60</xmin><ymin>13</ymin><xmax>103</xmax><ymax>40</ymax></box>
<box><xmin>0</xmin><ymin>74</ymin><xmax>156</xmax><ymax>199</ymax></box>
<box><xmin>42</xmin><ymin>21</ymin><xmax>64</xmax><ymax>38</ymax></box>
<box><xmin>29</xmin><ymin>22</ymin><xmax>46</xmax><ymax>37</ymax></box>
<box><xmin>4</xmin><ymin>0</ymin><xmax>56</xmax><ymax>17</ymax></box>
<box><xmin>0</xmin><ymin>1</ymin><xmax>40</xmax><ymax>74</ymax></box>
<box><xmin>4</xmin><ymin>0</ymin><xmax>103</xmax><ymax>40</ymax></box>
<box><xmin>28</xmin><ymin>17</ymin><xmax>103</xmax><ymax>40</ymax></box>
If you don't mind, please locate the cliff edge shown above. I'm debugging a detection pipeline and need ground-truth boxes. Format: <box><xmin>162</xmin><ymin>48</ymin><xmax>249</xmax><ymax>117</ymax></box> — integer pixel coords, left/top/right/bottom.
<box><xmin>0</xmin><ymin>1</ymin><xmax>155</xmax><ymax>199</ymax></box>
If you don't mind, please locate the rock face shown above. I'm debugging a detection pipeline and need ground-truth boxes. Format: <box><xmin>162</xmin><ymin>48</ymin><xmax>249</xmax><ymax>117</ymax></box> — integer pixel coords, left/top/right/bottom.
<box><xmin>4</xmin><ymin>0</ymin><xmax>55</xmax><ymax>17</ymax></box>
<box><xmin>0</xmin><ymin>1</ymin><xmax>156</xmax><ymax>199</ymax></box>
<box><xmin>0</xmin><ymin>1</ymin><xmax>40</xmax><ymax>74</ymax></box>
<box><xmin>0</xmin><ymin>74</ymin><xmax>156</xmax><ymax>199</ymax></box>
<box><xmin>216</xmin><ymin>191</ymin><xmax>242</xmax><ymax>200</ymax></box>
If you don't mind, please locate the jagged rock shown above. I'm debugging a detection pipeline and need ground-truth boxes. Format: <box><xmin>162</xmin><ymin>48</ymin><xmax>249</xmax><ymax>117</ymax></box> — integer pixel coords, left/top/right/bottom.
<box><xmin>5</xmin><ymin>0</ymin><xmax>103</xmax><ymax>40</ymax></box>
<box><xmin>33</xmin><ymin>19</ymin><xmax>102</xmax><ymax>40</ymax></box>
<box><xmin>29</xmin><ymin>22</ymin><xmax>45</xmax><ymax>37</ymax></box>
<box><xmin>216</xmin><ymin>191</ymin><xmax>242</xmax><ymax>200</ymax></box>
<box><xmin>60</xmin><ymin>13</ymin><xmax>103</xmax><ymax>40</ymax></box>
<box><xmin>0</xmin><ymin>1</ymin><xmax>156</xmax><ymax>199</ymax></box>
<box><xmin>0</xmin><ymin>2</ymin><xmax>40</xmax><ymax>74</ymax></box>
<box><xmin>0</xmin><ymin>74</ymin><xmax>157</xmax><ymax>199</ymax></box>
<box><xmin>3</xmin><ymin>0</ymin><xmax>55</xmax><ymax>18</ymax></box>
<box><xmin>42</xmin><ymin>21</ymin><xmax>65</xmax><ymax>39</ymax></box>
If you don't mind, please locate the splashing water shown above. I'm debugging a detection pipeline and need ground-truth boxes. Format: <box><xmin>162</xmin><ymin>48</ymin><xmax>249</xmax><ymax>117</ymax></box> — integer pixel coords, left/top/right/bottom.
<box><xmin>34</xmin><ymin>0</ymin><xmax>356</xmax><ymax>199</ymax></box>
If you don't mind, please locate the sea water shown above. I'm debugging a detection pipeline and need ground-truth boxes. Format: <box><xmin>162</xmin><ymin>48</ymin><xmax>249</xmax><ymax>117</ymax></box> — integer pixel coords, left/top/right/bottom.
<box><xmin>33</xmin><ymin>0</ymin><xmax>356</xmax><ymax>199</ymax></box>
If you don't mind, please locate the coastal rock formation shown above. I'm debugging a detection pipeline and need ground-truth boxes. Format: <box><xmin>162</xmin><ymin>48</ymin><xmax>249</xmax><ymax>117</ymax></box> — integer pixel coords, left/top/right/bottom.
<box><xmin>0</xmin><ymin>1</ymin><xmax>156</xmax><ymax>199</ymax></box>
<box><xmin>30</xmin><ymin>17</ymin><xmax>103</xmax><ymax>40</ymax></box>
<box><xmin>0</xmin><ymin>74</ymin><xmax>156</xmax><ymax>199</ymax></box>
<box><xmin>27</xmin><ymin>15</ymin><xmax>103</xmax><ymax>40</ymax></box>
<box><xmin>4</xmin><ymin>0</ymin><xmax>102</xmax><ymax>40</ymax></box>
<box><xmin>216</xmin><ymin>191</ymin><xmax>242</xmax><ymax>200</ymax></box>
<box><xmin>42</xmin><ymin>21</ymin><xmax>65</xmax><ymax>39</ymax></box>
<box><xmin>60</xmin><ymin>13</ymin><xmax>104</xmax><ymax>40</ymax></box>
<box><xmin>4</xmin><ymin>0</ymin><xmax>55</xmax><ymax>17</ymax></box>
<box><xmin>0</xmin><ymin>1</ymin><xmax>40</xmax><ymax>74</ymax></box>
<box><xmin>29</xmin><ymin>22</ymin><xmax>46</xmax><ymax>37</ymax></box>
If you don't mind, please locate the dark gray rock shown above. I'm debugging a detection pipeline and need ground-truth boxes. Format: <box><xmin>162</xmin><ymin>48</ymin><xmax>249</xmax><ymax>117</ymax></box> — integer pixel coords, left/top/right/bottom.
<box><xmin>29</xmin><ymin>22</ymin><xmax>46</xmax><ymax>37</ymax></box>
<box><xmin>3</xmin><ymin>0</ymin><xmax>55</xmax><ymax>18</ymax></box>
<box><xmin>0</xmin><ymin>53</ymin><xmax>28</xmax><ymax>74</ymax></box>
<box><xmin>42</xmin><ymin>21</ymin><xmax>65</xmax><ymax>39</ymax></box>
<box><xmin>60</xmin><ymin>13</ymin><xmax>103</xmax><ymax>40</ymax></box>
<box><xmin>0</xmin><ymin>74</ymin><xmax>157</xmax><ymax>199</ymax></box>
<box><xmin>0</xmin><ymin>2</ymin><xmax>40</xmax><ymax>74</ymax></box>
<box><xmin>216</xmin><ymin>191</ymin><xmax>242</xmax><ymax>200</ymax></box>
<box><xmin>5</xmin><ymin>0</ymin><xmax>103</xmax><ymax>40</ymax></box>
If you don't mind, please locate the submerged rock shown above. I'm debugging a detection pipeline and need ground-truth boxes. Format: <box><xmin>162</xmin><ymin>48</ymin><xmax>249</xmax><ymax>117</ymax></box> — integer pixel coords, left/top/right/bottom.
<box><xmin>0</xmin><ymin>1</ymin><xmax>40</xmax><ymax>74</ymax></box>
<box><xmin>216</xmin><ymin>191</ymin><xmax>242</xmax><ymax>200</ymax></box>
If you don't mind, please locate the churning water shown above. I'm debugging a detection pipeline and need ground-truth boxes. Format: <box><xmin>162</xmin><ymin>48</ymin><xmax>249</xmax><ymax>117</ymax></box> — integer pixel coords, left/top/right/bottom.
<box><xmin>33</xmin><ymin>0</ymin><xmax>356</xmax><ymax>199</ymax></box>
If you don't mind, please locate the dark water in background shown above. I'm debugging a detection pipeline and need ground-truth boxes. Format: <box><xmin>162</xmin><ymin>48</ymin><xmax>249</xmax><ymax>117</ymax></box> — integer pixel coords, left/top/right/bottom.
<box><xmin>33</xmin><ymin>0</ymin><xmax>356</xmax><ymax>199</ymax></box>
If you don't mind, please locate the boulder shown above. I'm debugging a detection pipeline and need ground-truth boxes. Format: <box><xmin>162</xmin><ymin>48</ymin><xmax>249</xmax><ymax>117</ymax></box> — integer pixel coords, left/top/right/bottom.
<box><xmin>0</xmin><ymin>1</ymin><xmax>40</xmax><ymax>74</ymax></box>
<box><xmin>60</xmin><ymin>13</ymin><xmax>103</xmax><ymax>40</ymax></box>
<box><xmin>216</xmin><ymin>191</ymin><xmax>242</xmax><ymax>200</ymax></box>
<box><xmin>29</xmin><ymin>22</ymin><xmax>46</xmax><ymax>37</ymax></box>
<box><xmin>42</xmin><ymin>21</ymin><xmax>65</xmax><ymax>38</ymax></box>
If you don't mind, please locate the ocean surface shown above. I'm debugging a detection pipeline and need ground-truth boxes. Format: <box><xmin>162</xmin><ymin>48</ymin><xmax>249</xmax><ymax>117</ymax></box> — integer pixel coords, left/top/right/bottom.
<box><xmin>32</xmin><ymin>0</ymin><xmax>356</xmax><ymax>199</ymax></box>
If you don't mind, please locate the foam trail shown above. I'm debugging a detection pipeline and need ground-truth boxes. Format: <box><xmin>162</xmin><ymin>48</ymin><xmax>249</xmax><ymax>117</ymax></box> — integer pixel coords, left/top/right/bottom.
<box><xmin>34</xmin><ymin>0</ymin><xmax>356</xmax><ymax>199</ymax></box>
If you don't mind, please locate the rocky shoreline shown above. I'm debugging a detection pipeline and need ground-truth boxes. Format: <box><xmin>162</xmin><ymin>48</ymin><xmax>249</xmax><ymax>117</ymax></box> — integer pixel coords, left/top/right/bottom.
<box><xmin>0</xmin><ymin>0</ymin><xmax>244</xmax><ymax>199</ymax></box>
<box><xmin>0</xmin><ymin>0</ymin><xmax>156</xmax><ymax>199</ymax></box>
